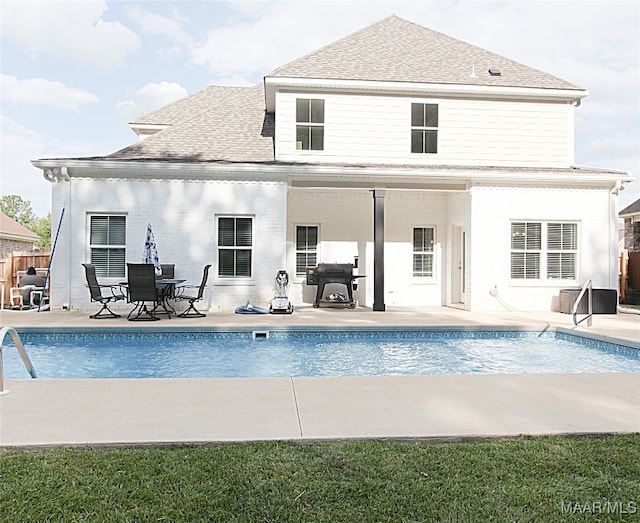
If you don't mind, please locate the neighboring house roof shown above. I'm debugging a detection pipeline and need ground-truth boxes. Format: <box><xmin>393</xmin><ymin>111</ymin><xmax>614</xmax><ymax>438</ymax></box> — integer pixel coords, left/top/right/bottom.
<box><xmin>620</xmin><ymin>198</ymin><xmax>640</xmax><ymax>218</ymax></box>
<box><xmin>267</xmin><ymin>15</ymin><xmax>583</xmax><ymax>91</ymax></box>
<box><xmin>0</xmin><ymin>210</ymin><xmax>39</xmax><ymax>242</ymax></box>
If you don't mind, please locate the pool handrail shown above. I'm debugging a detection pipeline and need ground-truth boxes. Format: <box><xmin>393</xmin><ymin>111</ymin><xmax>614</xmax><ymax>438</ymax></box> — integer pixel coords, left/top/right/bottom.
<box><xmin>572</xmin><ymin>279</ymin><xmax>593</xmax><ymax>327</ymax></box>
<box><xmin>0</xmin><ymin>326</ymin><xmax>38</xmax><ymax>395</ymax></box>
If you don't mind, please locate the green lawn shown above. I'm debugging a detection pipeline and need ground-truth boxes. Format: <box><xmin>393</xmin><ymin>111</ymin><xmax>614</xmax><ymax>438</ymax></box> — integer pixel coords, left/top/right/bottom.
<box><xmin>1</xmin><ymin>435</ymin><xmax>638</xmax><ymax>522</ymax></box>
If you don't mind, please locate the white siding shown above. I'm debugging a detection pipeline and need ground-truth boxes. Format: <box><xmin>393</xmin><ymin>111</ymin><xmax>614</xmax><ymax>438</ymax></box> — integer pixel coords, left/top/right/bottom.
<box><xmin>275</xmin><ymin>91</ymin><xmax>573</xmax><ymax>167</ymax></box>
<box><xmin>468</xmin><ymin>186</ymin><xmax>615</xmax><ymax>311</ymax></box>
<box><xmin>51</xmin><ymin>177</ymin><xmax>288</xmax><ymax>313</ymax></box>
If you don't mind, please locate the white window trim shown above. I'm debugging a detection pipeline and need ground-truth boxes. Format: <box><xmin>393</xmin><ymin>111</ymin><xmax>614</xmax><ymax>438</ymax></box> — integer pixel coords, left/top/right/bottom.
<box><xmin>411</xmin><ymin>225</ymin><xmax>438</xmax><ymax>284</ymax></box>
<box><xmin>214</xmin><ymin>214</ymin><xmax>255</xmax><ymax>284</ymax></box>
<box><xmin>410</xmin><ymin>102</ymin><xmax>439</xmax><ymax>155</ymax></box>
<box><xmin>87</xmin><ymin>213</ymin><xmax>127</xmax><ymax>282</ymax></box>
<box><xmin>509</xmin><ymin>220</ymin><xmax>580</xmax><ymax>287</ymax></box>
<box><xmin>294</xmin><ymin>223</ymin><xmax>320</xmax><ymax>282</ymax></box>
<box><xmin>295</xmin><ymin>98</ymin><xmax>325</xmax><ymax>152</ymax></box>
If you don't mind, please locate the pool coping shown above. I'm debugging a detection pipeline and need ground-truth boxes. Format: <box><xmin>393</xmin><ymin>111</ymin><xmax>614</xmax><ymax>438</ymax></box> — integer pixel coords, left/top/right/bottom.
<box><xmin>1</xmin><ymin>307</ymin><xmax>639</xmax><ymax>448</ymax></box>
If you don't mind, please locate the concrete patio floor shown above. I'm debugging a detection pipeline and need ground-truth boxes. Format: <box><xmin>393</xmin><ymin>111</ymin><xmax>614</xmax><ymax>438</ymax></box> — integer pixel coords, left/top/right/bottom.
<box><xmin>1</xmin><ymin>306</ymin><xmax>638</xmax><ymax>447</ymax></box>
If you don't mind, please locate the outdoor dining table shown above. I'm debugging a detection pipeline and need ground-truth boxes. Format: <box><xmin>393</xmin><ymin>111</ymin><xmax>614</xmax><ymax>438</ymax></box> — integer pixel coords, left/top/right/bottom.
<box><xmin>156</xmin><ymin>278</ymin><xmax>186</xmax><ymax>315</ymax></box>
<box><xmin>119</xmin><ymin>278</ymin><xmax>186</xmax><ymax>318</ymax></box>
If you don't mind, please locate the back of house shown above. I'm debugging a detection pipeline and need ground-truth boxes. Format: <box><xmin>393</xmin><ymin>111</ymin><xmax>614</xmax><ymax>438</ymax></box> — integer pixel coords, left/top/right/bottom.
<box><xmin>33</xmin><ymin>15</ymin><xmax>632</xmax><ymax>313</ymax></box>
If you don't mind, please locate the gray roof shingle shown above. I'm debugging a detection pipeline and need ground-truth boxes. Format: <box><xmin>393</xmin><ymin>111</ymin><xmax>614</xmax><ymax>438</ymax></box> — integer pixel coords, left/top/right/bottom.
<box><xmin>60</xmin><ymin>15</ymin><xmax>586</xmax><ymax>166</ymax></box>
<box><xmin>108</xmin><ymin>84</ymin><xmax>274</xmax><ymax>162</ymax></box>
<box><xmin>130</xmin><ymin>85</ymin><xmax>249</xmax><ymax>127</ymax></box>
<box><xmin>268</xmin><ymin>15</ymin><xmax>583</xmax><ymax>91</ymax></box>
<box><xmin>620</xmin><ymin>198</ymin><xmax>640</xmax><ymax>216</ymax></box>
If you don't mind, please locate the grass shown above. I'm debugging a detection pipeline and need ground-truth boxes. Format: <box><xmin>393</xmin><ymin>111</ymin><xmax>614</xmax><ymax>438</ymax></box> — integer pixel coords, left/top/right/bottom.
<box><xmin>1</xmin><ymin>435</ymin><xmax>639</xmax><ymax>522</ymax></box>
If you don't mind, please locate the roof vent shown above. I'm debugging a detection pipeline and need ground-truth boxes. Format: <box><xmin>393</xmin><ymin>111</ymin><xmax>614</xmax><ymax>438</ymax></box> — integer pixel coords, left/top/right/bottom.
<box><xmin>488</xmin><ymin>68</ymin><xmax>502</xmax><ymax>76</ymax></box>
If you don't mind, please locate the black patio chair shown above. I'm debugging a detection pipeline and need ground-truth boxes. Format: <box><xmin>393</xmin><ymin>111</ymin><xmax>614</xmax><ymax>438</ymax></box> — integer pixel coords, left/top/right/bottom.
<box><xmin>174</xmin><ymin>264</ymin><xmax>211</xmax><ymax>318</ymax></box>
<box><xmin>82</xmin><ymin>263</ymin><xmax>126</xmax><ymax>319</ymax></box>
<box><xmin>126</xmin><ymin>263</ymin><xmax>162</xmax><ymax>321</ymax></box>
<box><xmin>157</xmin><ymin>264</ymin><xmax>175</xmax><ymax>279</ymax></box>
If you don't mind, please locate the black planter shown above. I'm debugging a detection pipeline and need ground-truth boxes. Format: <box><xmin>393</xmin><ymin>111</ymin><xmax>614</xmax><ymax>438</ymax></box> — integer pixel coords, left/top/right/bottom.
<box><xmin>559</xmin><ymin>288</ymin><xmax>618</xmax><ymax>314</ymax></box>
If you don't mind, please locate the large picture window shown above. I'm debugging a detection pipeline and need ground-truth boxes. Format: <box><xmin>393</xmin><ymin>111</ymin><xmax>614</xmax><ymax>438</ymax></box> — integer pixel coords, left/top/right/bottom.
<box><xmin>89</xmin><ymin>215</ymin><xmax>126</xmax><ymax>278</ymax></box>
<box><xmin>296</xmin><ymin>225</ymin><xmax>318</xmax><ymax>277</ymax></box>
<box><xmin>296</xmin><ymin>98</ymin><xmax>324</xmax><ymax>150</ymax></box>
<box><xmin>218</xmin><ymin>217</ymin><xmax>252</xmax><ymax>278</ymax></box>
<box><xmin>511</xmin><ymin>221</ymin><xmax>577</xmax><ymax>281</ymax></box>
<box><xmin>411</xmin><ymin>103</ymin><xmax>438</xmax><ymax>154</ymax></box>
<box><xmin>413</xmin><ymin>227</ymin><xmax>435</xmax><ymax>277</ymax></box>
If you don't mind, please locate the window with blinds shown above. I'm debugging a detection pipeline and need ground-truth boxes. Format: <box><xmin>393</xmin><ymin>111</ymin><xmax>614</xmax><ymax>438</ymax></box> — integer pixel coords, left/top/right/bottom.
<box><xmin>546</xmin><ymin>223</ymin><xmax>577</xmax><ymax>279</ymax></box>
<box><xmin>413</xmin><ymin>227</ymin><xmax>435</xmax><ymax>277</ymax></box>
<box><xmin>295</xmin><ymin>225</ymin><xmax>318</xmax><ymax>277</ymax></box>
<box><xmin>511</xmin><ymin>221</ymin><xmax>577</xmax><ymax>281</ymax></box>
<box><xmin>218</xmin><ymin>217</ymin><xmax>252</xmax><ymax>278</ymax></box>
<box><xmin>89</xmin><ymin>215</ymin><xmax>126</xmax><ymax>278</ymax></box>
<box><xmin>510</xmin><ymin>222</ymin><xmax>541</xmax><ymax>279</ymax></box>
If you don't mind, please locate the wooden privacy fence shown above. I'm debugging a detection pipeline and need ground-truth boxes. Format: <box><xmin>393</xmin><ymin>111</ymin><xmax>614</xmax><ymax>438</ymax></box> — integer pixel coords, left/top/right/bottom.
<box><xmin>0</xmin><ymin>251</ymin><xmax>51</xmax><ymax>308</ymax></box>
<box><xmin>619</xmin><ymin>250</ymin><xmax>640</xmax><ymax>302</ymax></box>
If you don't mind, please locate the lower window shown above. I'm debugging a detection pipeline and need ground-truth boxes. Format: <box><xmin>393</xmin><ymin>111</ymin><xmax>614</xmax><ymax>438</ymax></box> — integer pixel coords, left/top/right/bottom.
<box><xmin>89</xmin><ymin>215</ymin><xmax>126</xmax><ymax>278</ymax></box>
<box><xmin>295</xmin><ymin>225</ymin><xmax>318</xmax><ymax>277</ymax></box>
<box><xmin>218</xmin><ymin>216</ymin><xmax>252</xmax><ymax>278</ymax></box>
<box><xmin>511</xmin><ymin>221</ymin><xmax>577</xmax><ymax>281</ymax></box>
<box><xmin>413</xmin><ymin>227</ymin><xmax>434</xmax><ymax>277</ymax></box>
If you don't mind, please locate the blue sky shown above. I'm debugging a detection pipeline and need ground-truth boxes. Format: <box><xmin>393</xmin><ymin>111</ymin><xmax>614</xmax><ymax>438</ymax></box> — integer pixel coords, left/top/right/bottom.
<box><xmin>1</xmin><ymin>0</ymin><xmax>639</xmax><ymax>217</ymax></box>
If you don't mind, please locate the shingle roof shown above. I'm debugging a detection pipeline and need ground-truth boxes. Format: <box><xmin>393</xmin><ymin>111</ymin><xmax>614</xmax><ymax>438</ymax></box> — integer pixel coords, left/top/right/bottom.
<box><xmin>268</xmin><ymin>15</ymin><xmax>582</xmax><ymax>91</ymax></box>
<box><xmin>620</xmin><ymin>198</ymin><xmax>640</xmax><ymax>217</ymax></box>
<box><xmin>55</xmin><ymin>15</ymin><xmax>585</xmax><ymax>166</ymax></box>
<box><xmin>0</xmin><ymin>211</ymin><xmax>39</xmax><ymax>241</ymax></box>
<box><xmin>130</xmin><ymin>85</ymin><xmax>249</xmax><ymax>127</ymax></box>
<box><xmin>107</xmin><ymin>84</ymin><xmax>274</xmax><ymax>162</ymax></box>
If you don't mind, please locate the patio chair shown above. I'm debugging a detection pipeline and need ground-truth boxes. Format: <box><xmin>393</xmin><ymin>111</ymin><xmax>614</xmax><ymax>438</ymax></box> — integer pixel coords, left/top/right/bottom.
<box><xmin>159</xmin><ymin>264</ymin><xmax>175</xmax><ymax>279</ymax></box>
<box><xmin>82</xmin><ymin>263</ymin><xmax>126</xmax><ymax>319</ymax></box>
<box><xmin>174</xmin><ymin>264</ymin><xmax>211</xmax><ymax>318</ymax></box>
<box><xmin>126</xmin><ymin>263</ymin><xmax>162</xmax><ymax>321</ymax></box>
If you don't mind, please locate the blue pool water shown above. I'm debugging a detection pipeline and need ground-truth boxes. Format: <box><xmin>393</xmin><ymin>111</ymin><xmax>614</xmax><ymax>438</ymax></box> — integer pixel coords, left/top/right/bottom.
<box><xmin>3</xmin><ymin>329</ymin><xmax>639</xmax><ymax>379</ymax></box>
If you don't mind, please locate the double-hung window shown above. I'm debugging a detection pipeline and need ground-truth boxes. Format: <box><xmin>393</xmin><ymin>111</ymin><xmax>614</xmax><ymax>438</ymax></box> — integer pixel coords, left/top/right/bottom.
<box><xmin>510</xmin><ymin>222</ymin><xmax>541</xmax><ymax>279</ymax></box>
<box><xmin>218</xmin><ymin>217</ymin><xmax>253</xmax><ymax>278</ymax></box>
<box><xmin>413</xmin><ymin>227</ymin><xmax>435</xmax><ymax>278</ymax></box>
<box><xmin>411</xmin><ymin>103</ymin><xmax>438</xmax><ymax>154</ymax></box>
<box><xmin>511</xmin><ymin>221</ymin><xmax>578</xmax><ymax>281</ymax></box>
<box><xmin>296</xmin><ymin>98</ymin><xmax>324</xmax><ymax>150</ymax></box>
<box><xmin>546</xmin><ymin>223</ymin><xmax>578</xmax><ymax>279</ymax></box>
<box><xmin>89</xmin><ymin>215</ymin><xmax>126</xmax><ymax>278</ymax></box>
<box><xmin>296</xmin><ymin>225</ymin><xmax>318</xmax><ymax>277</ymax></box>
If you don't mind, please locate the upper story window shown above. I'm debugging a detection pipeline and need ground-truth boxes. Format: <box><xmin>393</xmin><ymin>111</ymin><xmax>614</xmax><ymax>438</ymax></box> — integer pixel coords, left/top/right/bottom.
<box><xmin>296</xmin><ymin>98</ymin><xmax>324</xmax><ymax>150</ymax></box>
<box><xmin>411</xmin><ymin>103</ymin><xmax>438</xmax><ymax>154</ymax></box>
<box><xmin>89</xmin><ymin>215</ymin><xmax>126</xmax><ymax>278</ymax></box>
<box><xmin>218</xmin><ymin>216</ymin><xmax>253</xmax><ymax>278</ymax></box>
<box><xmin>511</xmin><ymin>221</ymin><xmax>577</xmax><ymax>281</ymax></box>
<box><xmin>296</xmin><ymin>225</ymin><xmax>318</xmax><ymax>277</ymax></box>
<box><xmin>413</xmin><ymin>226</ymin><xmax>435</xmax><ymax>278</ymax></box>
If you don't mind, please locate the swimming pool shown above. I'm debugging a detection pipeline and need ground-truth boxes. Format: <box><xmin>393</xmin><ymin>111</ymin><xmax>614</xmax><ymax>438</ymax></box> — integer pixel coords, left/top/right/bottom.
<box><xmin>3</xmin><ymin>328</ymin><xmax>639</xmax><ymax>379</ymax></box>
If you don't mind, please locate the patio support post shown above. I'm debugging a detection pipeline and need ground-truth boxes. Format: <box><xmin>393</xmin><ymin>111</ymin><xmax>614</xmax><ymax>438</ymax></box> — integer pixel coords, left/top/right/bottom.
<box><xmin>372</xmin><ymin>189</ymin><xmax>386</xmax><ymax>311</ymax></box>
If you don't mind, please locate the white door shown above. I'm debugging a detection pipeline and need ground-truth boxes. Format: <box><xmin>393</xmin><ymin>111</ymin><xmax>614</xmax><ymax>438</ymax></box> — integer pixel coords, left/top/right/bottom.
<box><xmin>452</xmin><ymin>226</ymin><xmax>466</xmax><ymax>304</ymax></box>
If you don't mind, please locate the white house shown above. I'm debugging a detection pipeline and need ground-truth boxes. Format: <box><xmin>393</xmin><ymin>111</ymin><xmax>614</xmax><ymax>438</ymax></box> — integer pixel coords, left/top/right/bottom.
<box><xmin>32</xmin><ymin>15</ymin><xmax>633</xmax><ymax>314</ymax></box>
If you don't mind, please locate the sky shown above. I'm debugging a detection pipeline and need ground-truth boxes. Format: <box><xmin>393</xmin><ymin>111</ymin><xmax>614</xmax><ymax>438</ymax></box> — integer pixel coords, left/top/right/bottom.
<box><xmin>1</xmin><ymin>0</ymin><xmax>639</xmax><ymax>218</ymax></box>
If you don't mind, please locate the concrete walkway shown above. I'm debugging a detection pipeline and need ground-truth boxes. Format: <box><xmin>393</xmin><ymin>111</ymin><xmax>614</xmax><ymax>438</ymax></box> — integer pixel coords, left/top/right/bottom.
<box><xmin>1</xmin><ymin>307</ymin><xmax>639</xmax><ymax>447</ymax></box>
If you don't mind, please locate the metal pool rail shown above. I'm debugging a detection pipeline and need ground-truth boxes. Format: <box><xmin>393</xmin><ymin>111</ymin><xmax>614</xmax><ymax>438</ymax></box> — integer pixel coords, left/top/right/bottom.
<box><xmin>0</xmin><ymin>326</ymin><xmax>37</xmax><ymax>395</ymax></box>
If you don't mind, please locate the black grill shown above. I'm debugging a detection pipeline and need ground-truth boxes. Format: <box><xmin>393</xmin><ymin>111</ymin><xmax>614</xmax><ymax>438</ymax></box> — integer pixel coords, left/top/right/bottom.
<box><xmin>306</xmin><ymin>263</ymin><xmax>364</xmax><ymax>309</ymax></box>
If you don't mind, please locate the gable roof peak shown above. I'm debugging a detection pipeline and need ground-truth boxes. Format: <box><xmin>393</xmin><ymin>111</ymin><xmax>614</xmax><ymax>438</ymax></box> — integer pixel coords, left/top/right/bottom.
<box><xmin>266</xmin><ymin>14</ymin><xmax>582</xmax><ymax>92</ymax></box>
